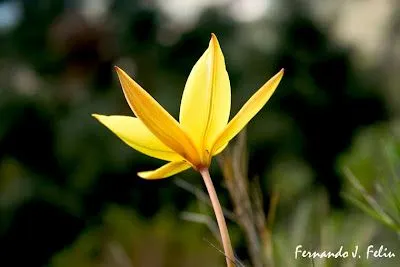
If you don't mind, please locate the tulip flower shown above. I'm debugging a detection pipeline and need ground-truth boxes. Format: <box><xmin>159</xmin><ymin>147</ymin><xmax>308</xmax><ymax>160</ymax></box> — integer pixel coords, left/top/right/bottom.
<box><xmin>93</xmin><ymin>34</ymin><xmax>283</xmax><ymax>266</ymax></box>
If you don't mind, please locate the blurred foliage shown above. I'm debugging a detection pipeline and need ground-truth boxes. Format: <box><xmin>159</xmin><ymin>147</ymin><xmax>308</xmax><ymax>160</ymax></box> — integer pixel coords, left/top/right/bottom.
<box><xmin>0</xmin><ymin>0</ymin><xmax>398</xmax><ymax>266</ymax></box>
<box><xmin>51</xmin><ymin>205</ymin><xmax>223</xmax><ymax>267</ymax></box>
<box><xmin>271</xmin><ymin>191</ymin><xmax>399</xmax><ymax>267</ymax></box>
<box><xmin>339</xmin><ymin>122</ymin><xmax>400</xmax><ymax>233</ymax></box>
<box><xmin>217</xmin><ymin>124</ymin><xmax>400</xmax><ymax>267</ymax></box>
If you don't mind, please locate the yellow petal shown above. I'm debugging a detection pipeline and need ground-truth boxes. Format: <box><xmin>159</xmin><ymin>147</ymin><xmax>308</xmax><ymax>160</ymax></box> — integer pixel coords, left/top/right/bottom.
<box><xmin>179</xmin><ymin>33</ymin><xmax>231</xmax><ymax>160</ymax></box>
<box><xmin>211</xmin><ymin>69</ymin><xmax>284</xmax><ymax>154</ymax></box>
<box><xmin>115</xmin><ymin>67</ymin><xmax>200</xmax><ymax>166</ymax></box>
<box><xmin>92</xmin><ymin>114</ymin><xmax>182</xmax><ymax>161</ymax></box>
<box><xmin>138</xmin><ymin>161</ymin><xmax>191</xmax><ymax>179</ymax></box>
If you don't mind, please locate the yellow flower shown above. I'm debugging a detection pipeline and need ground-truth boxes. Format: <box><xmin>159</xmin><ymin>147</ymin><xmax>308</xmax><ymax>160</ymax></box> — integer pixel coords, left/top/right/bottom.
<box><xmin>93</xmin><ymin>34</ymin><xmax>283</xmax><ymax>179</ymax></box>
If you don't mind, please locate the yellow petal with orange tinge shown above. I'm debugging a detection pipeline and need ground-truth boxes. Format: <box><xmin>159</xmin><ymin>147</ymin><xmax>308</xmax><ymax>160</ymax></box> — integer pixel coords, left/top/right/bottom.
<box><xmin>138</xmin><ymin>161</ymin><xmax>191</xmax><ymax>179</ymax></box>
<box><xmin>92</xmin><ymin>114</ymin><xmax>182</xmax><ymax>162</ymax></box>
<box><xmin>211</xmin><ymin>69</ymin><xmax>284</xmax><ymax>154</ymax></box>
<box><xmin>179</xmin><ymin>34</ymin><xmax>231</xmax><ymax>160</ymax></box>
<box><xmin>115</xmin><ymin>67</ymin><xmax>200</xmax><ymax>166</ymax></box>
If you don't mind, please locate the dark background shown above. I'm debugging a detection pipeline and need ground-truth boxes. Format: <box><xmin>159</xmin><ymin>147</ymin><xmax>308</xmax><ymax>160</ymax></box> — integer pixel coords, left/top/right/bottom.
<box><xmin>0</xmin><ymin>0</ymin><xmax>399</xmax><ymax>266</ymax></box>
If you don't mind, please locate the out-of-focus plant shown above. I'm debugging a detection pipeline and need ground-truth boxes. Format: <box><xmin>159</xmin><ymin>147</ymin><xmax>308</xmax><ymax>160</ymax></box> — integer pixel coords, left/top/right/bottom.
<box><xmin>271</xmin><ymin>191</ymin><xmax>391</xmax><ymax>267</ymax></box>
<box><xmin>339</xmin><ymin>123</ymin><xmax>400</xmax><ymax>234</ymax></box>
<box><xmin>216</xmin><ymin>125</ymin><xmax>399</xmax><ymax>267</ymax></box>
<box><xmin>217</xmin><ymin>129</ymin><xmax>317</xmax><ymax>267</ymax></box>
<box><xmin>51</xmin><ymin>205</ymin><xmax>222</xmax><ymax>267</ymax></box>
<box><xmin>217</xmin><ymin>130</ymin><xmax>271</xmax><ymax>267</ymax></box>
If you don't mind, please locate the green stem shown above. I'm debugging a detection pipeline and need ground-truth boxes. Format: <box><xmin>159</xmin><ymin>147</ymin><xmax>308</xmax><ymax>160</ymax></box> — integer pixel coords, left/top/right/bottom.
<box><xmin>199</xmin><ymin>168</ymin><xmax>235</xmax><ymax>267</ymax></box>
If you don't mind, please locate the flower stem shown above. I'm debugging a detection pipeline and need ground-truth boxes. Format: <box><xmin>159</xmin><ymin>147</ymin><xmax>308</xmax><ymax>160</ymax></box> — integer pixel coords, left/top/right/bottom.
<box><xmin>199</xmin><ymin>168</ymin><xmax>235</xmax><ymax>267</ymax></box>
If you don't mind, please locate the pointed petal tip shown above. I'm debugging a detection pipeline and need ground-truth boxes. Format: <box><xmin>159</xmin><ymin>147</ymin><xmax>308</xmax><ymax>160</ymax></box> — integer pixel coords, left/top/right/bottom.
<box><xmin>210</xmin><ymin>33</ymin><xmax>219</xmax><ymax>46</ymax></box>
<box><xmin>137</xmin><ymin>171</ymin><xmax>152</xmax><ymax>179</ymax></box>
<box><xmin>114</xmin><ymin>66</ymin><xmax>128</xmax><ymax>79</ymax></box>
<box><xmin>91</xmin><ymin>114</ymin><xmax>110</xmax><ymax>125</ymax></box>
<box><xmin>137</xmin><ymin>171</ymin><xmax>160</xmax><ymax>180</ymax></box>
<box><xmin>91</xmin><ymin>113</ymin><xmax>103</xmax><ymax>120</ymax></box>
<box><xmin>273</xmin><ymin>68</ymin><xmax>285</xmax><ymax>80</ymax></box>
<box><xmin>114</xmin><ymin>66</ymin><xmax>125</xmax><ymax>77</ymax></box>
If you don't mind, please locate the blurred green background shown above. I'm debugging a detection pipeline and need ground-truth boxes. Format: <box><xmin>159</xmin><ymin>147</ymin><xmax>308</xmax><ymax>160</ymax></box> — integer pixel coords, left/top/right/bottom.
<box><xmin>0</xmin><ymin>0</ymin><xmax>399</xmax><ymax>266</ymax></box>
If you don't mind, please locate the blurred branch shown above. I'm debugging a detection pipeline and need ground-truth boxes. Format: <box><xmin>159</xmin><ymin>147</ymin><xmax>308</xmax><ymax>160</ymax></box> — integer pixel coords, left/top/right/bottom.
<box><xmin>181</xmin><ymin>212</ymin><xmax>246</xmax><ymax>267</ymax></box>
<box><xmin>174</xmin><ymin>178</ymin><xmax>236</xmax><ymax>222</ymax></box>
<box><xmin>382</xmin><ymin>140</ymin><xmax>400</xmax><ymax>214</ymax></box>
<box><xmin>100</xmin><ymin>241</ymin><xmax>133</xmax><ymax>267</ymax></box>
<box><xmin>265</xmin><ymin>190</ymin><xmax>279</xmax><ymax>231</ymax></box>
<box><xmin>180</xmin><ymin>211</ymin><xmax>219</xmax><ymax>241</ymax></box>
<box><xmin>202</xmin><ymin>238</ymin><xmax>247</xmax><ymax>267</ymax></box>
<box><xmin>218</xmin><ymin>130</ymin><xmax>272</xmax><ymax>267</ymax></box>
<box><xmin>343</xmin><ymin>167</ymin><xmax>400</xmax><ymax>233</ymax></box>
